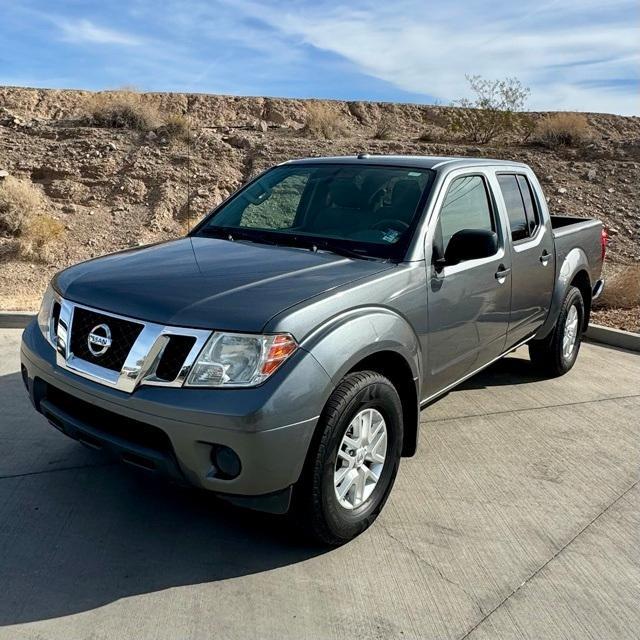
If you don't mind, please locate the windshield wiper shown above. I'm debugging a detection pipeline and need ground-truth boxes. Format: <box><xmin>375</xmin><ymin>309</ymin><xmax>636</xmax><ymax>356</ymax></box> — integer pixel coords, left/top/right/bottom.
<box><xmin>200</xmin><ymin>226</ymin><xmax>279</xmax><ymax>246</ymax></box>
<box><xmin>310</xmin><ymin>239</ymin><xmax>378</xmax><ymax>261</ymax></box>
<box><xmin>200</xmin><ymin>226</ymin><xmax>379</xmax><ymax>260</ymax></box>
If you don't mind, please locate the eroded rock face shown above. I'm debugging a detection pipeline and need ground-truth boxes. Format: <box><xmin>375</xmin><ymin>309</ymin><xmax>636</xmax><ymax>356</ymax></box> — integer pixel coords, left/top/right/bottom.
<box><xmin>0</xmin><ymin>86</ymin><xmax>639</xmax><ymax>315</ymax></box>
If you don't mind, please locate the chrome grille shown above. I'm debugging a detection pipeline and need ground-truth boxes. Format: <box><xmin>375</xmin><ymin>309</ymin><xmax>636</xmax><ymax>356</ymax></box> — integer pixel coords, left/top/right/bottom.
<box><xmin>52</xmin><ymin>296</ymin><xmax>211</xmax><ymax>393</ymax></box>
<box><xmin>70</xmin><ymin>307</ymin><xmax>144</xmax><ymax>372</ymax></box>
<box><xmin>154</xmin><ymin>335</ymin><xmax>197</xmax><ymax>381</ymax></box>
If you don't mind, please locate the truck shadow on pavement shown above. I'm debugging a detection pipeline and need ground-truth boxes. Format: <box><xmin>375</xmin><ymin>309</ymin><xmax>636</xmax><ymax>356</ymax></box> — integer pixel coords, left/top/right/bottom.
<box><xmin>0</xmin><ymin>354</ymin><xmax>542</xmax><ymax>626</ymax></box>
<box><xmin>0</xmin><ymin>371</ymin><xmax>326</xmax><ymax>627</ymax></box>
<box><xmin>458</xmin><ymin>354</ymin><xmax>548</xmax><ymax>390</ymax></box>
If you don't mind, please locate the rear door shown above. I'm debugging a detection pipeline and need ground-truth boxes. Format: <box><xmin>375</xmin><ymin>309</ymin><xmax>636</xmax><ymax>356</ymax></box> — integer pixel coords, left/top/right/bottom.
<box><xmin>496</xmin><ymin>172</ymin><xmax>555</xmax><ymax>345</ymax></box>
<box><xmin>424</xmin><ymin>171</ymin><xmax>512</xmax><ymax>397</ymax></box>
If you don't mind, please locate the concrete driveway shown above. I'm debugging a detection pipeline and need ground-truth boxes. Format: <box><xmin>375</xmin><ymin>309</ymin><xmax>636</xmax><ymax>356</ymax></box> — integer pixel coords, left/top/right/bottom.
<box><xmin>1</xmin><ymin>328</ymin><xmax>638</xmax><ymax>640</ymax></box>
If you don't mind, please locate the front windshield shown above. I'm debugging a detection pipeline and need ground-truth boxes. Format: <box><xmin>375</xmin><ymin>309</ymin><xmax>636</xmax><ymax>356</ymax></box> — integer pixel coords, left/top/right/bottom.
<box><xmin>196</xmin><ymin>163</ymin><xmax>434</xmax><ymax>260</ymax></box>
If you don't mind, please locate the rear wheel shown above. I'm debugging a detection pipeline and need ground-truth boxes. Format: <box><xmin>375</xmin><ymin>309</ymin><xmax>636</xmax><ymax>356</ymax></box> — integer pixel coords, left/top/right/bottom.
<box><xmin>529</xmin><ymin>286</ymin><xmax>584</xmax><ymax>377</ymax></box>
<box><xmin>294</xmin><ymin>371</ymin><xmax>403</xmax><ymax>546</ymax></box>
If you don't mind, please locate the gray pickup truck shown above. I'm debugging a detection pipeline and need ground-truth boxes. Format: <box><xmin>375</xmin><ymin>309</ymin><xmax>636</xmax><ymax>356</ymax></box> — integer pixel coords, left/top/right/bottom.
<box><xmin>21</xmin><ymin>155</ymin><xmax>606</xmax><ymax>544</ymax></box>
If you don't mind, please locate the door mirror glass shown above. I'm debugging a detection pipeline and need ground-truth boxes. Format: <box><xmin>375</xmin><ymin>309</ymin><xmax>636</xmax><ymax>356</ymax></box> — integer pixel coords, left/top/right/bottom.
<box><xmin>444</xmin><ymin>229</ymin><xmax>498</xmax><ymax>265</ymax></box>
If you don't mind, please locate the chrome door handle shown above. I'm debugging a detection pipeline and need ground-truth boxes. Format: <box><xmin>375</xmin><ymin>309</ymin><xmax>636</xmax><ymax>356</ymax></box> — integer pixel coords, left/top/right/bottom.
<box><xmin>495</xmin><ymin>266</ymin><xmax>511</xmax><ymax>280</ymax></box>
<box><xmin>540</xmin><ymin>251</ymin><xmax>550</xmax><ymax>266</ymax></box>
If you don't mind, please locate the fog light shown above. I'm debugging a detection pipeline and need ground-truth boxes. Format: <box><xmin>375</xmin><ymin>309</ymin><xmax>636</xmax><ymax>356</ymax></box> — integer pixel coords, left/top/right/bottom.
<box><xmin>211</xmin><ymin>445</ymin><xmax>241</xmax><ymax>479</ymax></box>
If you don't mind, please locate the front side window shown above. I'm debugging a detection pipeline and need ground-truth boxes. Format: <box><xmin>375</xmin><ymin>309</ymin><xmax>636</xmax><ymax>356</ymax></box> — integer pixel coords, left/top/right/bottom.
<box><xmin>197</xmin><ymin>164</ymin><xmax>435</xmax><ymax>260</ymax></box>
<box><xmin>436</xmin><ymin>175</ymin><xmax>495</xmax><ymax>254</ymax></box>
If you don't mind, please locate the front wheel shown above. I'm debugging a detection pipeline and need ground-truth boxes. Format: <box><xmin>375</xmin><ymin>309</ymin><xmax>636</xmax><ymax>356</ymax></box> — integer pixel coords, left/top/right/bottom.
<box><xmin>294</xmin><ymin>371</ymin><xmax>403</xmax><ymax>546</ymax></box>
<box><xmin>529</xmin><ymin>286</ymin><xmax>585</xmax><ymax>377</ymax></box>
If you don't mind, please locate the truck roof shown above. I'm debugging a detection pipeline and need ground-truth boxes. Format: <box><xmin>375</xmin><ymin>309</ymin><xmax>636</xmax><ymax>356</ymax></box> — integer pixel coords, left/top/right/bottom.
<box><xmin>282</xmin><ymin>154</ymin><xmax>530</xmax><ymax>171</ymax></box>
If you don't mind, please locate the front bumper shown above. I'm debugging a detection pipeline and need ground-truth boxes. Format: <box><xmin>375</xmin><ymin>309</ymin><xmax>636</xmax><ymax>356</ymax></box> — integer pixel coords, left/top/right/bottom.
<box><xmin>21</xmin><ymin>321</ymin><xmax>332</xmax><ymax>510</ymax></box>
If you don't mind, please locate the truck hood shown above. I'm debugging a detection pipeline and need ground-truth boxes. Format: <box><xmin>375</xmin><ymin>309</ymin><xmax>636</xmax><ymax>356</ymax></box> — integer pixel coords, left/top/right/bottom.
<box><xmin>54</xmin><ymin>237</ymin><xmax>393</xmax><ymax>331</ymax></box>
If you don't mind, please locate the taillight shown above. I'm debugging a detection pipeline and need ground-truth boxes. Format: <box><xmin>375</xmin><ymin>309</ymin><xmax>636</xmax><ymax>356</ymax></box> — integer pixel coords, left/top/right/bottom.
<box><xmin>600</xmin><ymin>228</ymin><xmax>608</xmax><ymax>262</ymax></box>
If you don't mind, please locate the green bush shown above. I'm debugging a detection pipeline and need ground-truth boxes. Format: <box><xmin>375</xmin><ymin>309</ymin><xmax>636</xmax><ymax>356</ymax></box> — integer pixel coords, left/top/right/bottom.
<box><xmin>447</xmin><ymin>75</ymin><xmax>530</xmax><ymax>144</ymax></box>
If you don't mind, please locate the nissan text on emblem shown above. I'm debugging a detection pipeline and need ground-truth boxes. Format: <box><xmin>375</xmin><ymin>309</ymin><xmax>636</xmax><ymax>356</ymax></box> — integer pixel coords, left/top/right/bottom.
<box><xmin>87</xmin><ymin>323</ymin><xmax>112</xmax><ymax>357</ymax></box>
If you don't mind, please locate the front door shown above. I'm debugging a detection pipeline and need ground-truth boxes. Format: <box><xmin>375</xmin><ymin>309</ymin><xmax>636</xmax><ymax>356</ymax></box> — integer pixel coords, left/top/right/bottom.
<box><xmin>424</xmin><ymin>173</ymin><xmax>512</xmax><ymax>399</ymax></box>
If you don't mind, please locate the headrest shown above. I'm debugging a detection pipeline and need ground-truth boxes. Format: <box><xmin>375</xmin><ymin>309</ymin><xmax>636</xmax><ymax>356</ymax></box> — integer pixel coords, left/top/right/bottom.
<box><xmin>329</xmin><ymin>180</ymin><xmax>361</xmax><ymax>209</ymax></box>
<box><xmin>392</xmin><ymin>180</ymin><xmax>422</xmax><ymax>208</ymax></box>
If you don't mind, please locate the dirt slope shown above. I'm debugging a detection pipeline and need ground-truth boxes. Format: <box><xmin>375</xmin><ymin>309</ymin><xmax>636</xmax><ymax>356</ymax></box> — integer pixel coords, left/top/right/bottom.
<box><xmin>1</xmin><ymin>87</ymin><xmax>638</xmax><ymax>329</ymax></box>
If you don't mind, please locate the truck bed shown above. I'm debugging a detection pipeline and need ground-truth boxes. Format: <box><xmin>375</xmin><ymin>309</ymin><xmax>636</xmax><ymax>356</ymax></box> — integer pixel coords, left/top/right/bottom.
<box><xmin>550</xmin><ymin>215</ymin><xmax>603</xmax><ymax>287</ymax></box>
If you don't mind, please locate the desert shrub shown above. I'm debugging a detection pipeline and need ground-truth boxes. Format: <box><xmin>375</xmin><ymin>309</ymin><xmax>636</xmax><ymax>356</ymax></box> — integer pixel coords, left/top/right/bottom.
<box><xmin>517</xmin><ymin>114</ymin><xmax>537</xmax><ymax>143</ymax></box>
<box><xmin>534</xmin><ymin>113</ymin><xmax>591</xmax><ymax>148</ymax></box>
<box><xmin>423</xmin><ymin>108</ymin><xmax>448</xmax><ymax>129</ymax></box>
<box><xmin>347</xmin><ymin>101</ymin><xmax>368</xmax><ymax>124</ymax></box>
<box><xmin>0</xmin><ymin>176</ymin><xmax>46</xmax><ymax>235</ymax></box>
<box><xmin>373</xmin><ymin>117</ymin><xmax>394</xmax><ymax>140</ymax></box>
<box><xmin>17</xmin><ymin>214</ymin><xmax>65</xmax><ymax>262</ymax></box>
<box><xmin>417</xmin><ymin>127</ymin><xmax>443</xmax><ymax>143</ymax></box>
<box><xmin>301</xmin><ymin>103</ymin><xmax>345</xmax><ymax>139</ymax></box>
<box><xmin>447</xmin><ymin>75</ymin><xmax>530</xmax><ymax>144</ymax></box>
<box><xmin>598</xmin><ymin>265</ymin><xmax>640</xmax><ymax>310</ymax></box>
<box><xmin>87</xmin><ymin>89</ymin><xmax>162</xmax><ymax>131</ymax></box>
<box><xmin>158</xmin><ymin>113</ymin><xmax>192</xmax><ymax>142</ymax></box>
<box><xmin>0</xmin><ymin>176</ymin><xmax>64</xmax><ymax>261</ymax></box>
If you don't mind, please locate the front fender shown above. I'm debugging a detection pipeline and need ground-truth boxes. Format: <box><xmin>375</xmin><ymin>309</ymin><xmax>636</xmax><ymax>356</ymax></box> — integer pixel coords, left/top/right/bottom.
<box><xmin>536</xmin><ymin>247</ymin><xmax>590</xmax><ymax>340</ymax></box>
<box><xmin>300</xmin><ymin>305</ymin><xmax>422</xmax><ymax>384</ymax></box>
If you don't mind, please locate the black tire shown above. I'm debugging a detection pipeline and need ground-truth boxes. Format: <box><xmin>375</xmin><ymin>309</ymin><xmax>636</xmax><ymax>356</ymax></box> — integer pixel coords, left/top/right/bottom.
<box><xmin>529</xmin><ymin>286</ymin><xmax>585</xmax><ymax>377</ymax></box>
<box><xmin>294</xmin><ymin>371</ymin><xmax>403</xmax><ymax>546</ymax></box>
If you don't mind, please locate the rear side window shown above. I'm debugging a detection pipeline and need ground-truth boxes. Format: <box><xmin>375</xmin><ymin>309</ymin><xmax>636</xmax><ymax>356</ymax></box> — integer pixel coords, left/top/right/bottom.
<box><xmin>498</xmin><ymin>174</ymin><xmax>540</xmax><ymax>241</ymax></box>
<box><xmin>437</xmin><ymin>175</ymin><xmax>495</xmax><ymax>252</ymax></box>
<box><xmin>517</xmin><ymin>175</ymin><xmax>539</xmax><ymax>235</ymax></box>
<box><xmin>497</xmin><ymin>175</ymin><xmax>527</xmax><ymax>241</ymax></box>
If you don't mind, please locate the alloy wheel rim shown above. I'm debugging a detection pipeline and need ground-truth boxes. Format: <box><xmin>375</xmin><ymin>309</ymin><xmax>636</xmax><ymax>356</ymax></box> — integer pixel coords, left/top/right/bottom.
<box><xmin>562</xmin><ymin>304</ymin><xmax>579</xmax><ymax>360</ymax></box>
<box><xmin>334</xmin><ymin>408</ymin><xmax>387</xmax><ymax>510</ymax></box>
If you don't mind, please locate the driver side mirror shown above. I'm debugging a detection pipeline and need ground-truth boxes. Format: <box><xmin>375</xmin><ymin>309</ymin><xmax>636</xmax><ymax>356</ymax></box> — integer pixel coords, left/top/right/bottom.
<box><xmin>442</xmin><ymin>229</ymin><xmax>498</xmax><ymax>267</ymax></box>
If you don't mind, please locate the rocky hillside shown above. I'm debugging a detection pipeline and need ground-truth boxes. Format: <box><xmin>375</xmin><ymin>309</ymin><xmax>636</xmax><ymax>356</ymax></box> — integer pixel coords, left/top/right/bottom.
<box><xmin>1</xmin><ymin>87</ymin><xmax>638</xmax><ymax>330</ymax></box>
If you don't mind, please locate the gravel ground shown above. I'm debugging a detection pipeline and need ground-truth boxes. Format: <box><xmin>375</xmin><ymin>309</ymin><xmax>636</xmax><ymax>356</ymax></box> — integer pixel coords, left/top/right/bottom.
<box><xmin>1</xmin><ymin>87</ymin><xmax>638</xmax><ymax>331</ymax></box>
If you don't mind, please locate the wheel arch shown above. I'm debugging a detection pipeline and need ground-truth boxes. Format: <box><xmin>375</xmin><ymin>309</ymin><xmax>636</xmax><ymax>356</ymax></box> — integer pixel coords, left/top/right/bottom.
<box><xmin>347</xmin><ymin>350</ymin><xmax>419</xmax><ymax>457</ymax></box>
<box><xmin>535</xmin><ymin>247</ymin><xmax>591</xmax><ymax>340</ymax></box>
<box><xmin>569</xmin><ymin>269</ymin><xmax>592</xmax><ymax>330</ymax></box>
<box><xmin>301</xmin><ymin>306</ymin><xmax>422</xmax><ymax>458</ymax></box>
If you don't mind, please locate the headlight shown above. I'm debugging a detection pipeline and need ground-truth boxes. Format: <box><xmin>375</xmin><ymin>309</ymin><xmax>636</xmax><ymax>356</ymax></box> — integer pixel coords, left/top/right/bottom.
<box><xmin>186</xmin><ymin>332</ymin><xmax>297</xmax><ymax>387</ymax></box>
<box><xmin>37</xmin><ymin>284</ymin><xmax>56</xmax><ymax>345</ymax></box>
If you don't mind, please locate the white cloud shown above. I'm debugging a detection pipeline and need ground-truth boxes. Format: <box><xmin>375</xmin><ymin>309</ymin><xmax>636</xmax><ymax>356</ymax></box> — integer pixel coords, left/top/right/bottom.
<box><xmin>228</xmin><ymin>0</ymin><xmax>640</xmax><ymax>114</ymax></box>
<box><xmin>56</xmin><ymin>18</ymin><xmax>143</xmax><ymax>46</ymax></box>
<box><xmin>7</xmin><ymin>0</ymin><xmax>637</xmax><ymax>113</ymax></box>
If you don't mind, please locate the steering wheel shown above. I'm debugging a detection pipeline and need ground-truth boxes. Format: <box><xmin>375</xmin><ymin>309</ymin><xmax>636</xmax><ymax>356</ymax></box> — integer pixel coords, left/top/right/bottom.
<box><xmin>367</xmin><ymin>185</ymin><xmax>388</xmax><ymax>208</ymax></box>
<box><xmin>372</xmin><ymin>219</ymin><xmax>409</xmax><ymax>232</ymax></box>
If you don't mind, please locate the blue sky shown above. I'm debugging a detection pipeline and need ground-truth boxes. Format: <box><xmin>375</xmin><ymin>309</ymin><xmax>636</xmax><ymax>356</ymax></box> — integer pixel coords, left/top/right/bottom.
<box><xmin>1</xmin><ymin>0</ymin><xmax>638</xmax><ymax>115</ymax></box>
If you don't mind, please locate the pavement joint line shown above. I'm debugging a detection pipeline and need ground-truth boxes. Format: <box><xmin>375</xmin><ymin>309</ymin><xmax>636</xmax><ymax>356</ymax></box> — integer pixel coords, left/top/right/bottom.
<box><xmin>421</xmin><ymin>392</ymin><xmax>640</xmax><ymax>424</ymax></box>
<box><xmin>0</xmin><ymin>461</ymin><xmax>116</xmax><ymax>481</ymax></box>
<box><xmin>457</xmin><ymin>478</ymin><xmax>640</xmax><ymax>640</ymax></box>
